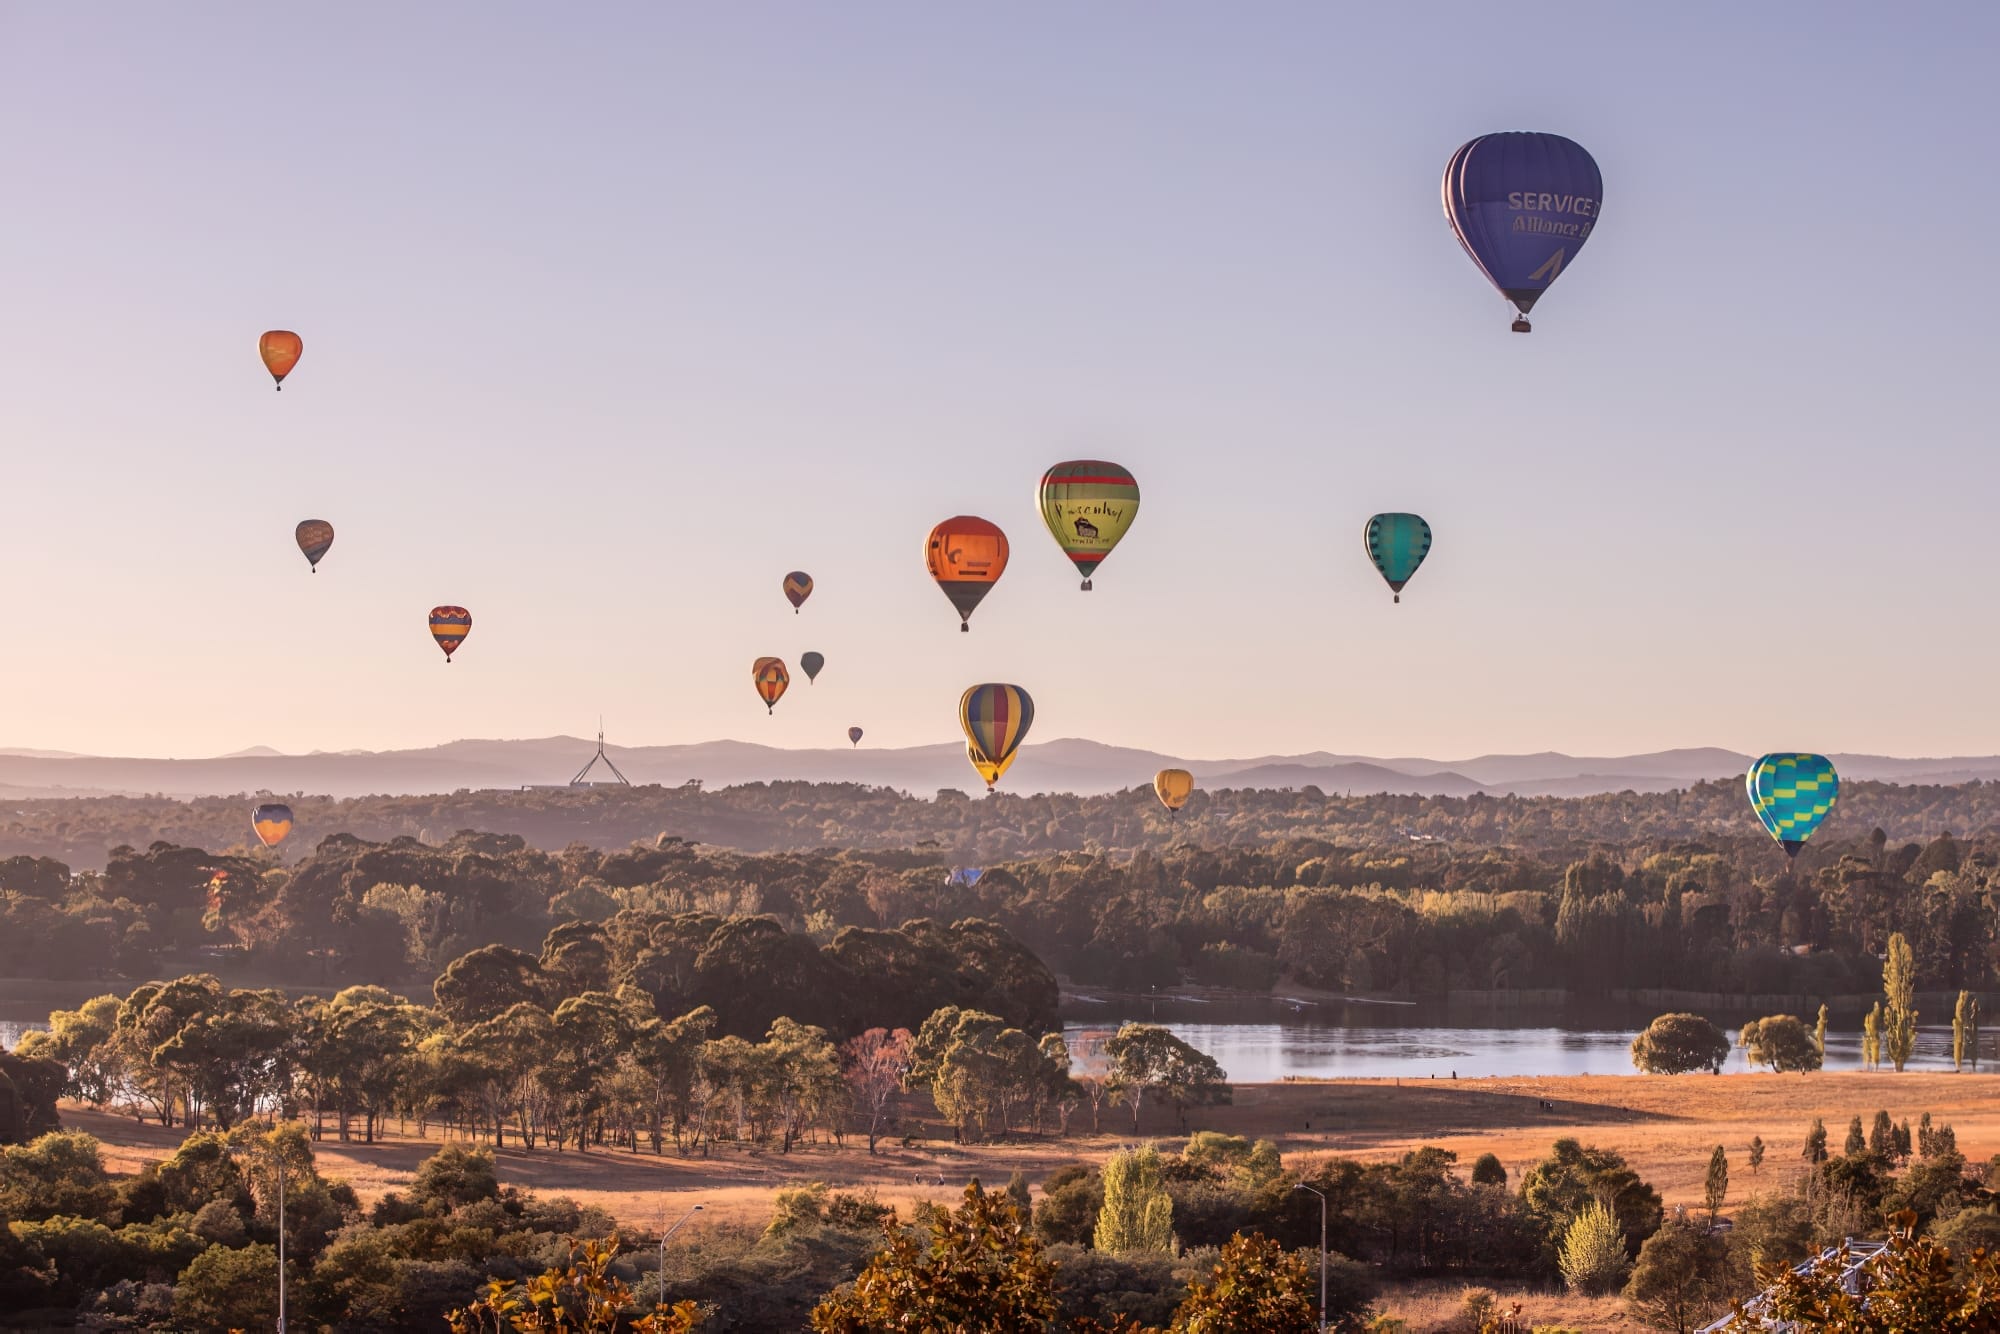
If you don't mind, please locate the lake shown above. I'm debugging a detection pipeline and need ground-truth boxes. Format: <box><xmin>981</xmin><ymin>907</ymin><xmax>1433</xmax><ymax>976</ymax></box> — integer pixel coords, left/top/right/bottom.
<box><xmin>2</xmin><ymin>983</ymin><xmax>1975</xmax><ymax>1080</ymax></box>
<box><xmin>1062</xmin><ymin>995</ymin><xmax>1970</xmax><ymax>1081</ymax></box>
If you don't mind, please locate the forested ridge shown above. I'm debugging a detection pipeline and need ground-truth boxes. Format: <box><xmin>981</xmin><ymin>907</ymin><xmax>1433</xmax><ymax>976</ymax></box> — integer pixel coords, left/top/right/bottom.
<box><xmin>4</xmin><ymin>788</ymin><xmax>2000</xmax><ymax>1003</ymax></box>
<box><xmin>6</xmin><ymin>775</ymin><xmax>2000</xmax><ymax>870</ymax></box>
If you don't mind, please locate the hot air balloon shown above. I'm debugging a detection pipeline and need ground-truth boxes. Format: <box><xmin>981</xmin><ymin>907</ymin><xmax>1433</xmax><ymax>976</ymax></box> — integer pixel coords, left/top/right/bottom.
<box><xmin>926</xmin><ymin>517</ymin><xmax>1009</xmax><ymax>631</ymax></box>
<box><xmin>848</xmin><ymin>726</ymin><xmax>864</xmax><ymax>747</ymax></box>
<box><xmin>1442</xmin><ymin>133</ymin><xmax>1602</xmax><ymax>332</ymax></box>
<box><xmin>251</xmin><ymin>803</ymin><xmax>295</xmax><ymax>848</ymax></box>
<box><xmin>1038</xmin><ymin>461</ymin><xmax>1139</xmax><ymax>590</ymax></box>
<box><xmin>960</xmin><ymin>683</ymin><xmax>1033</xmax><ymax>790</ymax></box>
<box><xmin>1364</xmin><ymin>513</ymin><xmax>1432</xmax><ymax>603</ymax></box>
<box><xmin>753</xmin><ymin>657</ymin><xmax>790</xmax><ymax>713</ymax></box>
<box><xmin>1746</xmin><ymin>753</ymin><xmax>1839</xmax><ymax>860</ymax></box>
<box><xmin>429</xmin><ymin>606</ymin><xmax>471</xmax><ymax>662</ymax></box>
<box><xmin>295</xmin><ymin>520</ymin><xmax>334</xmax><ymax>573</ymax></box>
<box><xmin>784</xmin><ymin>572</ymin><xmax>814</xmax><ymax>612</ymax></box>
<box><xmin>1154</xmin><ymin>768</ymin><xmax>1194</xmax><ymax>815</ymax></box>
<box><xmin>259</xmin><ymin>331</ymin><xmax>303</xmax><ymax>389</ymax></box>
<box><xmin>800</xmin><ymin>651</ymin><xmax>825</xmax><ymax>683</ymax></box>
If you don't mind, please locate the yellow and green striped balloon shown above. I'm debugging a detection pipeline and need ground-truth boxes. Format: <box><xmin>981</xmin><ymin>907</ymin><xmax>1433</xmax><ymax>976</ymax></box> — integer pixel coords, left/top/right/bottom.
<box><xmin>1746</xmin><ymin>753</ymin><xmax>1838</xmax><ymax>860</ymax></box>
<box><xmin>1038</xmin><ymin>461</ymin><xmax>1139</xmax><ymax>591</ymax></box>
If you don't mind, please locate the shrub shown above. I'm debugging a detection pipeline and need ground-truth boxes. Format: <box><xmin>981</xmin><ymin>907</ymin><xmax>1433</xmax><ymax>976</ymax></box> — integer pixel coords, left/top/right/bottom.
<box><xmin>1558</xmin><ymin>1201</ymin><xmax>1629</xmax><ymax>1295</ymax></box>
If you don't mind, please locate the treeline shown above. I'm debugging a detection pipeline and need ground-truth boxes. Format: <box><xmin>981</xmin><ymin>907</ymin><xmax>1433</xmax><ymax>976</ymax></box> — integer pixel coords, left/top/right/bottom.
<box><xmin>8</xmin><ymin>774</ymin><xmax>2000</xmax><ymax>870</ymax></box>
<box><xmin>12</xmin><ymin>1107</ymin><xmax>2000</xmax><ymax>1329</ymax></box>
<box><xmin>6</xmin><ymin>821</ymin><xmax>2000</xmax><ymax>1005</ymax></box>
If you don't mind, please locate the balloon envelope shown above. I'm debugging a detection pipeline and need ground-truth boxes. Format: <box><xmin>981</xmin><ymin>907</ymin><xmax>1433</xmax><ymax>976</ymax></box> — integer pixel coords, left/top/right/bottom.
<box><xmin>848</xmin><ymin>726</ymin><xmax>864</xmax><ymax>747</ymax></box>
<box><xmin>800</xmin><ymin>651</ymin><xmax>825</xmax><ymax>682</ymax></box>
<box><xmin>926</xmin><ymin>517</ymin><xmax>1009</xmax><ymax>630</ymax></box>
<box><xmin>1038</xmin><ymin>461</ymin><xmax>1140</xmax><ymax>590</ymax></box>
<box><xmin>1442</xmin><ymin>133</ymin><xmax>1601</xmax><ymax>328</ymax></box>
<box><xmin>251</xmin><ymin>802</ymin><xmax>294</xmax><ymax>848</ymax></box>
<box><xmin>259</xmin><ymin>330</ymin><xmax>303</xmax><ymax>388</ymax></box>
<box><xmin>960</xmin><ymin>683</ymin><xmax>1034</xmax><ymax>789</ymax></box>
<box><xmin>295</xmin><ymin>520</ymin><xmax>334</xmax><ymax>571</ymax></box>
<box><xmin>1154</xmin><ymin>768</ymin><xmax>1194</xmax><ymax>812</ymax></box>
<box><xmin>1364</xmin><ymin>513</ymin><xmax>1432</xmax><ymax>600</ymax></box>
<box><xmin>783</xmin><ymin>572</ymin><xmax>814</xmax><ymax>611</ymax></box>
<box><xmin>753</xmin><ymin>657</ymin><xmax>790</xmax><ymax>713</ymax></box>
<box><xmin>429</xmin><ymin>606</ymin><xmax>472</xmax><ymax>661</ymax></box>
<box><xmin>1746</xmin><ymin>753</ymin><xmax>1839</xmax><ymax>858</ymax></box>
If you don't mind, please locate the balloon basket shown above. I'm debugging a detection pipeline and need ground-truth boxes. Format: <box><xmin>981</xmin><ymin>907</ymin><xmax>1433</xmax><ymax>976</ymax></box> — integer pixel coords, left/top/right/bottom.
<box><xmin>1511</xmin><ymin>318</ymin><xmax>1531</xmax><ymax>333</ymax></box>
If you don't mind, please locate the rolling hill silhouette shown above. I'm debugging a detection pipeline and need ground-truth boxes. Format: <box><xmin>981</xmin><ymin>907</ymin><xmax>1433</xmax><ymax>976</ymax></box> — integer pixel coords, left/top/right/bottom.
<box><xmin>0</xmin><ymin>738</ymin><xmax>1994</xmax><ymax>800</ymax></box>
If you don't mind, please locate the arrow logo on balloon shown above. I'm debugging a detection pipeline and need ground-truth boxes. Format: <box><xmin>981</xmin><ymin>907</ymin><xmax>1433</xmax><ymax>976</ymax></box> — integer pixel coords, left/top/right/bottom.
<box><xmin>1530</xmin><ymin>248</ymin><xmax>1566</xmax><ymax>282</ymax></box>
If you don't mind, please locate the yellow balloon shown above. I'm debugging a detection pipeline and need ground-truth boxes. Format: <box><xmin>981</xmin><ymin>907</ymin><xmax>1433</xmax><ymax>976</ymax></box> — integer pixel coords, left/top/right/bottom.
<box><xmin>1154</xmin><ymin>768</ymin><xmax>1194</xmax><ymax>813</ymax></box>
<box><xmin>967</xmin><ymin>741</ymin><xmax>1020</xmax><ymax>789</ymax></box>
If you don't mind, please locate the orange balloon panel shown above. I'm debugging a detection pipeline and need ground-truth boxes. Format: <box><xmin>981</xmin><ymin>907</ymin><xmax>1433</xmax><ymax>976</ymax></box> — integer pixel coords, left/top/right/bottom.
<box><xmin>925</xmin><ymin>516</ymin><xmax>1008</xmax><ymax>629</ymax></box>
<box><xmin>260</xmin><ymin>331</ymin><xmax>303</xmax><ymax>388</ymax></box>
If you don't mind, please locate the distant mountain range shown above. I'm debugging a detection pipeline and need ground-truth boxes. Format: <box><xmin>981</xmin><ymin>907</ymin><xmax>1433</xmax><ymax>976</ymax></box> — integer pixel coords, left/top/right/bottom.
<box><xmin>3</xmin><ymin>738</ymin><xmax>2000</xmax><ymax>801</ymax></box>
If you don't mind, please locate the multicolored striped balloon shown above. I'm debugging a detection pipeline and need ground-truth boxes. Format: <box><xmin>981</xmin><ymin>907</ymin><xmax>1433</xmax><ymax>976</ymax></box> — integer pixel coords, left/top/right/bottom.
<box><xmin>753</xmin><ymin>657</ymin><xmax>790</xmax><ymax>713</ymax></box>
<box><xmin>960</xmin><ymin>683</ymin><xmax>1034</xmax><ymax>789</ymax></box>
<box><xmin>1746</xmin><ymin>753</ymin><xmax>1839</xmax><ymax>860</ymax></box>
<box><xmin>295</xmin><ymin>519</ymin><xmax>334</xmax><ymax>572</ymax></box>
<box><xmin>251</xmin><ymin>802</ymin><xmax>294</xmax><ymax>848</ymax></box>
<box><xmin>429</xmin><ymin>606</ymin><xmax>472</xmax><ymax>662</ymax></box>
<box><xmin>783</xmin><ymin>572</ymin><xmax>814</xmax><ymax>612</ymax></box>
<box><xmin>1038</xmin><ymin>461</ymin><xmax>1139</xmax><ymax>591</ymax></box>
<box><xmin>1364</xmin><ymin>513</ymin><xmax>1432</xmax><ymax>603</ymax></box>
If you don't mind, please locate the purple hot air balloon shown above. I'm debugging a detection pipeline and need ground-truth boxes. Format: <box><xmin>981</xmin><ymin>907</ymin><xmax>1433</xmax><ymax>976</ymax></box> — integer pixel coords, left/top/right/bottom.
<box><xmin>1442</xmin><ymin>132</ymin><xmax>1602</xmax><ymax>332</ymax></box>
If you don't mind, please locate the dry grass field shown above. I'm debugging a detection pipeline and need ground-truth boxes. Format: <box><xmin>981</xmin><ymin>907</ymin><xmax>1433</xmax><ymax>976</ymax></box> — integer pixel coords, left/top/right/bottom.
<box><xmin>71</xmin><ymin>1071</ymin><xmax>2000</xmax><ymax>1229</ymax></box>
<box><xmin>64</xmin><ymin>1071</ymin><xmax>2000</xmax><ymax>1330</ymax></box>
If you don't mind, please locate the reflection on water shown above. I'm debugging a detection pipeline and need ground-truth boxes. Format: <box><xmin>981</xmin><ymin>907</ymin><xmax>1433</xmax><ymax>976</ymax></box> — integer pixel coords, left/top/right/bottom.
<box><xmin>1063</xmin><ymin>996</ymin><xmax>1967</xmax><ymax>1082</ymax></box>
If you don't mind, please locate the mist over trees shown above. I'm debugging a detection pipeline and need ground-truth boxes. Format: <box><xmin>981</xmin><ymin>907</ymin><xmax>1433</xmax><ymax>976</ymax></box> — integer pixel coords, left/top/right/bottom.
<box><xmin>7</xmin><ymin>774</ymin><xmax>2000</xmax><ymax>871</ymax></box>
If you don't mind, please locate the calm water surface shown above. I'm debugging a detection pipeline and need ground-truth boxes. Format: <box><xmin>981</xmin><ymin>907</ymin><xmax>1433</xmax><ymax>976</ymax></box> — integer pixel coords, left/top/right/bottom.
<box><xmin>1063</xmin><ymin>996</ymin><xmax>1967</xmax><ymax>1081</ymax></box>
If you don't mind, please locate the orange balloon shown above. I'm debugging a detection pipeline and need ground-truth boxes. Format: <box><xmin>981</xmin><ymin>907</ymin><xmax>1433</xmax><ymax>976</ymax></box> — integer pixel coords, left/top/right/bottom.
<box><xmin>752</xmin><ymin>656</ymin><xmax>790</xmax><ymax>714</ymax></box>
<box><xmin>925</xmin><ymin>516</ymin><xmax>1009</xmax><ymax>631</ymax></box>
<box><xmin>260</xmin><ymin>331</ymin><xmax>303</xmax><ymax>390</ymax></box>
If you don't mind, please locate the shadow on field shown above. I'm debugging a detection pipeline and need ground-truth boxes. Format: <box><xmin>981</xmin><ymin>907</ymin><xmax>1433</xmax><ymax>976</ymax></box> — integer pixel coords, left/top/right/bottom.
<box><xmin>1228</xmin><ymin>1080</ymin><xmax>1684</xmax><ymax>1149</ymax></box>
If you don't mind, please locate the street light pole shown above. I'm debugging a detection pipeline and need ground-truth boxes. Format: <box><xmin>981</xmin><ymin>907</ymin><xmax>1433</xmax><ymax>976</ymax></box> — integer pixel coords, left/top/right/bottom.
<box><xmin>1293</xmin><ymin>1182</ymin><xmax>1327</xmax><ymax>1334</ymax></box>
<box><xmin>276</xmin><ymin>1149</ymin><xmax>286</xmax><ymax>1334</ymax></box>
<box><xmin>658</xmin><ymin>1203</ymin><xmax>703</xmax><ymax>1310</ymax></box>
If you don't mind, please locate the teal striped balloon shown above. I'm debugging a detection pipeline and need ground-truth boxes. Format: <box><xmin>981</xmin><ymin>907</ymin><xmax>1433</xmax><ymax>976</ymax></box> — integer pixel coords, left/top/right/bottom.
<box><xmin>1364</xmin><ymin>513</ymin><xmax>1432</xmax><ymax>602</ymax></box>
<box><xmin>1746</xmin><ymin>753</ymin><xmax>1839</xmax><ymax>859</ymax></box>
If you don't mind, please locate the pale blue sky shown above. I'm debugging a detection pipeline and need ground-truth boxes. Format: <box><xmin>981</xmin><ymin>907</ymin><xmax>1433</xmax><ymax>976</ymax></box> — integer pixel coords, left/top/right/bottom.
<box><xmin>4</xmin><ymin>4</ymin><xmax>1996</xmax><ymax>760</ymax></box>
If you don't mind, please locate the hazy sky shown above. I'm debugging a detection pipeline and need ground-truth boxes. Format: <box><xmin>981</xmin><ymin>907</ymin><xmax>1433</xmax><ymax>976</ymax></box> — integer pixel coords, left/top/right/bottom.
<box><xmin>5</xmin><ymin>4</ymin><xmax>1997</xmax><ymax>761</ymax></box>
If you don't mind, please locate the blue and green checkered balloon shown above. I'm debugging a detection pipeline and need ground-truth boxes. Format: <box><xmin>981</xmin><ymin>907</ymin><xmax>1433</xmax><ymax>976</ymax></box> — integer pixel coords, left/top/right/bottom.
<box><xmin>1746</xmin><ymin>753</ymin><xmax>1839</xmax><ymax>860</ymax></box>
